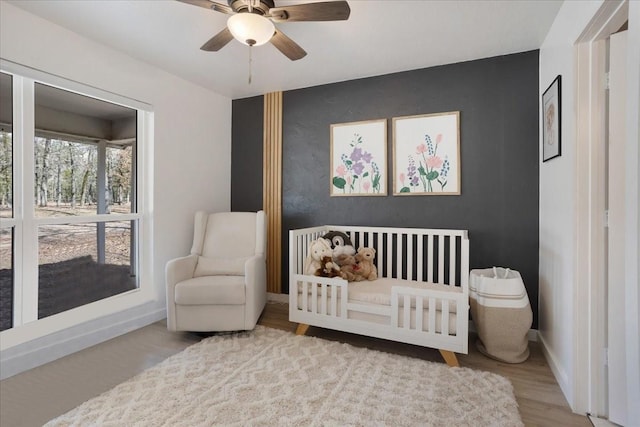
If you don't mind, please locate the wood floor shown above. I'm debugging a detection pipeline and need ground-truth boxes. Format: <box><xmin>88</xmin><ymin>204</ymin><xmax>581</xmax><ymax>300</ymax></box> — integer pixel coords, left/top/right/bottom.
<box><xmin>0</xmin><ymin>302</ymin><xmax>592</xmax><ymax>427</ymax></box>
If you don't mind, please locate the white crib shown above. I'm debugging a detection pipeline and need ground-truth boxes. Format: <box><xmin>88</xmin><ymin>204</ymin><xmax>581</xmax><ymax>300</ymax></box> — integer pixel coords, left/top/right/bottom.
<box><xmin>289</xmin><ymin>225</ymin><xmax>470</xmax><ymax>367</ymax></box>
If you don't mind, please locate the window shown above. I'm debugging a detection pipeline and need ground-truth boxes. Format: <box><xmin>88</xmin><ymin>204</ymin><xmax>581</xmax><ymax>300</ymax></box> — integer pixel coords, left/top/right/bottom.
<box><xmin>0</xmin><ymin>64</ymin><xmax>152</xmax><ymax>339</ymax></box>
<box><xmin>32</xmin><ymin>83</ymin><xmax>139</xmax><ymax>321</ymax></box>
<box><xmin>1</xmin><ymin>72</ymin><xmax>14</xmax><ymax>331</ymax></box>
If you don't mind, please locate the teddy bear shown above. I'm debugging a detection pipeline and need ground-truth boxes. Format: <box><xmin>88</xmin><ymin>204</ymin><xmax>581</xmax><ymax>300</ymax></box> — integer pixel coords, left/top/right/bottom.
<box><xmin>352</xmin><ymin>247</ymin><xmax>377</xmax><ymax>281</ymax></box>
<box><xmin>334</xmin><ymin>253</ymin><xmax>363</xmax><ymax>282</ymax></box>
<box><xmin>315</xmin><ymin>256</ymin><xmax>341</xmax><ymax>278</ymax></box>
<box><xmin>304</xmin><ymin>238</ymin><xmax>339</xmax><ymax>276</ymax></box>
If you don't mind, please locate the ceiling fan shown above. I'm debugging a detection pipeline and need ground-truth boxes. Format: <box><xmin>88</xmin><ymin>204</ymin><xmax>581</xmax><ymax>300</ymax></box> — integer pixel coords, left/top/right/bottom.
<box><xmin>177</xmin><ymin>0</ymin><xmax>351</xmax><ymax>60</ymax></box>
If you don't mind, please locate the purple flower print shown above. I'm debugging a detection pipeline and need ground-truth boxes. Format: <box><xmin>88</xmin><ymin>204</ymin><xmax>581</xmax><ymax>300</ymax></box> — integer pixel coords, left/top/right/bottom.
<box><xmin>352</xmin><ymin>162</ymin><xmax>365</xmax><ymax>175</ymax></box>
<box><xmin>407</xmin><ymin>156</ymin><xmax>419</xmax><ymax>187</ymax></box>
<box><xmin>350</xmin><ymin>147</ymin><xmax>363</xmax><ymax>162</ymax></box>
<box><xmin>332</xmin><ymin>132</ymin><xmax>383</xmax><ymax>194</ymax></box>
<box><xmin>362</xmin><ymin>151</ymin><xmax>373</xmax><ymax>164</ymax></box>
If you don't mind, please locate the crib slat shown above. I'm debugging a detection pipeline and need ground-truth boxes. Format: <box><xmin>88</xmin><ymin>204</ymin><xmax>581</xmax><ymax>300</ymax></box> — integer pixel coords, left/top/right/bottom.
<box><xmin>312</xmin><ymin>282</ymin><xmax>318</xmax><ymax>314</ymax></box>
<box><xmin>429</xmin><ymin>297</ymin><xmax>436</xmax><ymax>334</ymax></box>
<box><xmin>391</xmin><ymin>291</ymin><xmax>399</xmax><ymax>328</ymax></box>
<box><xmin>302</xmin><ymin>236</ymin><xmax>308</xmax><ymax>273</ymax></box>
<box><xmin>438</xmin><ymin>235</ymin><xmax>445</xmax><ymax>283</ymax></box>
<box><xmin>416</xmin><ymin>296</ymin><xmax>424</xmax><ymax>332</ymax></box>
<box><xmin>427</xmin><ymin>235</ymin><xmax>434</xmax><ymax>283</ymax></box>
<box><xmin>321</xmin><ymin>284</ymin><xmax>327</xmax><ymax>315</ymax></box>
<box><xmin>417</xmin><ymin>235</ymin><xmax>423</xmax><ymax>282</ymax></box>
<box><xmin>331</xmin><ymin>284</ymin><xmax>337</xmax><ymax>317</ymax></box>
<box><xmin>461</xmin><ymin>235</ymin><xmax>470</xmax><ymax>289</ymax></box>
<box><xmin>407</xmin><ymin>235</ymin><xmax>413</xmax><ymax>281</ymax></box>
<box><xmin>341</xmin><ymin>285</ymin><xmax>348</xmax><ymax>318</ymax></box>
<box><xmin>303</xmin><ymin>236</ymin><xmax>309</xmax><ymax>272</ymax></box>
<box><xmin>377</xmin><ymin>232</ymin><xmax>384</xmax><ymax>276</ymax></box>
<box><xmin>302</xmin><ymin>281</ymin><xmax>308</xmax><ymax>312</ymax></box>
<box><xmin>297</xmin><ymin>236</ymin><xmax>302</xmax><ymax>273</ymax></box>
<box><xmin>449</xmin><ymin>236</ymin><xmax>456</xmax><ymax>287</ymax></box>
<box><xmin>387</xmin><ymin>233</ymin><xmax>393</xmax><ymax>279</ymax></box>
<box><xmin>396</xmin><ymin>234</ymin><xmax>403</xmax><ymax>280</ymax></box>
<box><xmin>442</xmin><ymin>299</ymin><xmax>450</xmax><ymax>336</ymax></box>
<box><xmin>403</xmin><ymin>295</ymin><xmax>411</xmax><ymax>329</ymax></box>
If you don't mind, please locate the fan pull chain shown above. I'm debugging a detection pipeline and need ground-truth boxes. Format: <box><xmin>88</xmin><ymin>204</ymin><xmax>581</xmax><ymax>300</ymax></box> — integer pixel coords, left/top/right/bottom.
<box><xmin>248</xmin><ymin>45</ymin><xmax>253</xmax><ymax>84</ymax></box>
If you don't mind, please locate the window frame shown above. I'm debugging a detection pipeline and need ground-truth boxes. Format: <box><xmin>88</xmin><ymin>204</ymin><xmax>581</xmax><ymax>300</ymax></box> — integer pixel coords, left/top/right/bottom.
<box><xmin>0</xmin><ymin>60</ymin><xmax>154</xmax><ymax>350</ymax></box>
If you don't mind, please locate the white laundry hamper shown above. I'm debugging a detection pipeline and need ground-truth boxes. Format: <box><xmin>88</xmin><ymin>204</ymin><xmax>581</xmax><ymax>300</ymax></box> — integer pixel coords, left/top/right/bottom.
<box><xmin>469</xmin><ymin>267</ymin><xmax>533</xmax><ymax>363</ymax></box>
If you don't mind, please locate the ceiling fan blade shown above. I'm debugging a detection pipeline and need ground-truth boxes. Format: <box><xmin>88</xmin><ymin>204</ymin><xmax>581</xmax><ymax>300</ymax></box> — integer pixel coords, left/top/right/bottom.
<box><xmin>269</xmin><ymin>1</ymin><xmax>350</xmax><ymax>22</ymax></box>
<box><xmin>176</xmin><ymin>0</ymin><xmax>234</xmax><ymax>15</ymax></box>
<box><xmin>270</xmin><ymin>29</ymin><xmax>307</xmax><ymax>61</ymax></box>
<box><xmin>200</xmin><ymin>27</ymin><xmax>234</xmax><ymax>51</ymax></box>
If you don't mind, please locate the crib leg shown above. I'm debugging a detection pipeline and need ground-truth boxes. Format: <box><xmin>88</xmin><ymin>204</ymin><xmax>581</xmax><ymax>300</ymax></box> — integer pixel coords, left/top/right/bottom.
<box><xmin>296</xmin><ymin>323</ymin><xmax>310</xmax><ymax>336</ymax></box>
<box><xmin>439</xmin><ymin>350</ymin><xmax>459</xmax><ymax>367</ymax></box>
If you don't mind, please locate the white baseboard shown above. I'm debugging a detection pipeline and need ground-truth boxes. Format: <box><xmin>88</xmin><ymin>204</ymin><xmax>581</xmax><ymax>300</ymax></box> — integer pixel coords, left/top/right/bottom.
<box><xmin>588</xmin><ymin>415</ymin><xmax>619</xmax><ymax>427</ymax></box>
<box><xmin>538</xmin><ymin>332</ymin><xmax>572</xmax><ymax>409</ymax></box>
<box><xmin>0</xmin><ymin>303</ymin><xmax>166</xmax><ymax>380</ymax></box>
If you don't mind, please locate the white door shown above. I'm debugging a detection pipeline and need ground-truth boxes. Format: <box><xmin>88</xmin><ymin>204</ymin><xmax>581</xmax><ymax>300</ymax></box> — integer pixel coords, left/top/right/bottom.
<box><xmin>607</xmin><ymin>29</ymin><xmax>627</xmax><ymax>427</ymax></box>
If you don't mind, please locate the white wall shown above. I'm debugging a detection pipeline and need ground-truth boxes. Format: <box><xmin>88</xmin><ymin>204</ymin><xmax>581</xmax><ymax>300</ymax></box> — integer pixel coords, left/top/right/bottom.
<box><xmin>0</xmin><ymin>2</ymin><xmax>231</xmax><ymax>374</ymax></box>
<box><xmin>538</xmin><ymin>0</ymin><xmax>604</xmax><ymax>407</ymax></box>
<box><xmin>540</xmin><ymin>0</ymin><xmax>640</xmax><ymax>419</ymax></box>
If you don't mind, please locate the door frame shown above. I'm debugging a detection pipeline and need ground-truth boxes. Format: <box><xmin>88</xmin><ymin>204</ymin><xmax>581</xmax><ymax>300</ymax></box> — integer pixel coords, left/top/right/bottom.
<box><xmin>573</xmin><ymin>0</ymin><xmax>636</xmax><ymax>418</ymax></box>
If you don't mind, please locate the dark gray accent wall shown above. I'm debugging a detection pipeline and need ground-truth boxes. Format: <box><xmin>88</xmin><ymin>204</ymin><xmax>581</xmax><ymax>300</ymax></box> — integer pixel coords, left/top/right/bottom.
<box><xmin>232</xmin><ymin>51</ymin><xmax>540</xmax><ymax>328</ymax></box>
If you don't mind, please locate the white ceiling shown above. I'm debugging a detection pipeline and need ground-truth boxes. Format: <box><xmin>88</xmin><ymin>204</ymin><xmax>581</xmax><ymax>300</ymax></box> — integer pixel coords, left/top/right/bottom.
<box><xmin>8</xmin><ymin>0</ymin><xmax>562</xmax><ymax>100</ymax></box>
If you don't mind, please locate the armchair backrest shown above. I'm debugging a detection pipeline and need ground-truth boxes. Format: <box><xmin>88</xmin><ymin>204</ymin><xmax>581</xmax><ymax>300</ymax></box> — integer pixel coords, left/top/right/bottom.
<box><xmin>190</xmin><ymin>211</ymin><xmax>266</xmax><ymax>259</ymax></box>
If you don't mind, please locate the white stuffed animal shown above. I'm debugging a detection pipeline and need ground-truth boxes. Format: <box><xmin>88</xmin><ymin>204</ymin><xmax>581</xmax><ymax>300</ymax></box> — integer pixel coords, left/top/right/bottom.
<box><xmin>304</xmin><ymin>238</ymin><xmax>338</xmax><ymax>276</ymax></box>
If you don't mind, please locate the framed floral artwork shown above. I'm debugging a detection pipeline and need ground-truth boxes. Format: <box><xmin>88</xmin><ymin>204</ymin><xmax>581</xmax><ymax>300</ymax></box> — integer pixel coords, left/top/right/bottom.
<box><xmin>542</xmin><ymin>75</ymin><xmax>561</xmax><ymax>162</ymax></box>
<box><xmin>330</xmin><ymin>119</ymin><xmax>387</xmax><ymax>196</ymax></box>
<box><xmin>393</xmin><ymin>111</ymin><xmax>461</xmax><ymax>195</ymax></box>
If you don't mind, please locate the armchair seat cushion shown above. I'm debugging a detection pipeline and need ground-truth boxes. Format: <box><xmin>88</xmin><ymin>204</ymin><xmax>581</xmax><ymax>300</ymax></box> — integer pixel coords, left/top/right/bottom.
<box><xmin>175</xmin><ymin>276</ymin><xmax>246</xmax><ymax>305</ymax></box>
<box><xmin>193</xmin><ymin>256</ymin><xmax>249</xmax><ymax>277</ymax></box>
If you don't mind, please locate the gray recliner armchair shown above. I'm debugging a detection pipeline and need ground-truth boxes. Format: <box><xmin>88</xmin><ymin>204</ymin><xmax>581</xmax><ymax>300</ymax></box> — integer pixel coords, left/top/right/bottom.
<box><xmin>166</xmin><ymin>210</ymin><xmax>267</xmax><ymax>332</ymax></box>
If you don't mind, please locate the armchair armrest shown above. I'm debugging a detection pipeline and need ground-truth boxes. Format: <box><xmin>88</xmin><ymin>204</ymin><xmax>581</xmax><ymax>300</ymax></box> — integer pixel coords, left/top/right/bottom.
<box><xmin>166</xmin><ymin>254</ymin><xmax>198</xmax><ymax>287</ymax></box>
<box><xmin>244</xmin><ymin>254</ymin><xmax>267</xmax><ymax>328</ymax></box>
<box><xmin>165</xmin><ymin>254</ymin><xmax>198</xmax><ymax>331</ymax></box>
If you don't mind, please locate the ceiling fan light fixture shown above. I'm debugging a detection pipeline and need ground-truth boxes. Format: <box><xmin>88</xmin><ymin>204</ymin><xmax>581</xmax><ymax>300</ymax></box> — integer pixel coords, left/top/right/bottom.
<box><xmin>227</xmin><ymin>13</ymin><xmax>275</xmax><ymax>47</ymax></box>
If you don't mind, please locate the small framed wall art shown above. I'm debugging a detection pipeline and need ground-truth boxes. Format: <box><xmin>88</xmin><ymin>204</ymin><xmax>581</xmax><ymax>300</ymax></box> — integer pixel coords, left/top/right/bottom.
<box><xmin>542</xmin><ymin>75</ymin><xmax>561</xmax><ymax>162</ymax></box>
<box><xmin>330</xmin><ymin>119</ymin><xmax>387</xmax><ymax>196</ymax></box>
<box><xmin>392</xmin><ymin>111</ymin><xmax>461</xmax><ymax>195</ymax></box>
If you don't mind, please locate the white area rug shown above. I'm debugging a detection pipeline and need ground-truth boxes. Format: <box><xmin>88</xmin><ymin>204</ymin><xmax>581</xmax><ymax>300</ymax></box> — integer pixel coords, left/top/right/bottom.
<box><xmin>46</xmin><ymin>326</ymin><xmax>522</xmax><ymax>426</ymax></box>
